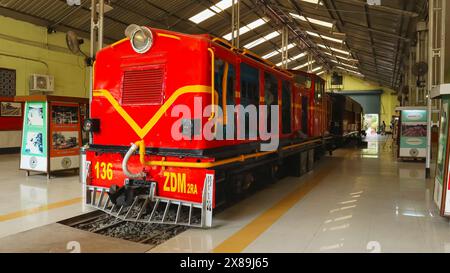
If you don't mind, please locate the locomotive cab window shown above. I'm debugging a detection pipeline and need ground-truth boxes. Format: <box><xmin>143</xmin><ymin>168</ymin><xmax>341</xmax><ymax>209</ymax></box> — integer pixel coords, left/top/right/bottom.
<box><xmin>282</xmin><ymin>80</ymin><xmax>292</xmax><ymax>134</ymax></box>
<box><xmin>240</xmin><ymin>63</ymin><xmax>259</xmax><ymax>139</ymax></box>
<box><xmin>264</xmin><ymin>72</ymin><xmax>278</xmax><ymax>132</ymax></box>
<box><xmin>264</xmin><ymin>73</ymin><xmax>278</xmax><ymax>106</ymax></box>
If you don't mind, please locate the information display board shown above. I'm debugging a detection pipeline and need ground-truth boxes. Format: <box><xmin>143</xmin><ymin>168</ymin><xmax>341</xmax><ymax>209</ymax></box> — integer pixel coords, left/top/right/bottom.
<box><xmin>434</xmin><ymin>99</ymin><xmax>450</xmax><ymax>215</ymax></box>
<box><xmin>399</xmin><ymin>109</ymin><xmax>428</xmax><ymax>158</ymax></box>
<box><xmin>15</xmin><ymin>95</ymin><xmax>88</xmax><ymax>178</ymax></box>
<box><xmin>20</xmin><ymin>101</ymin><xmax>48</xmax><ymax>172</ymax></box>
<box><xmin>50</xmin><ymin>102</ymin><xmax>81</xmax><ymax>171</ymax></box>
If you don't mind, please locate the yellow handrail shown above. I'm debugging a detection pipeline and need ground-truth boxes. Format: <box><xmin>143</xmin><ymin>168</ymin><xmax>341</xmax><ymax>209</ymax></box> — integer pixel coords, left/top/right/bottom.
<box><xmin>208</xmin><ymin>48</ymin><xmax>215</xmax><ymax>121</ymax></box>
<box><xmin>134</xmin><ymin>139</ymin><xmax>322</xmax><ymax>169</ymax></box>
<box><xmin>222</xmin><ymin>62</ymin><xmax>229</xmax><ymax>124</ymax></box>
<box><xmin>211</xmin><ymin>37</ymin><xmax>236</xmax><ymax>50</ymax></box>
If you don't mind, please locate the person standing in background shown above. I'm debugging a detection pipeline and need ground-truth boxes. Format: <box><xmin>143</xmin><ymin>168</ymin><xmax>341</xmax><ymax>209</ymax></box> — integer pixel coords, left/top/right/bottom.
<box><xmin>381</xmin><ymin>121</ymin><xmax>386</xmax><ymax>135</ymax></box>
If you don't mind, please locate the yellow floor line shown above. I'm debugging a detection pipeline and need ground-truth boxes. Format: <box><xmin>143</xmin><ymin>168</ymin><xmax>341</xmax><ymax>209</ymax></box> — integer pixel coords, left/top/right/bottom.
<box><xmin>213</xmin><ymin>164</ymin><xmax>334</xmax><ymax>253</ymax></box>
<box><xmin>0</xmin><ymin>197</ymin><xmax>82</xmax><ymax>222</ymax></box>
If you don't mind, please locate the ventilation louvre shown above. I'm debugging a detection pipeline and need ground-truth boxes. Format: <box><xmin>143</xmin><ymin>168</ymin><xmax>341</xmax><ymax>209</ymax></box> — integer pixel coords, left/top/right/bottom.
<box><xmin>121</xmin><ymin>68</ymin><xmax>164</xmax><ymax>105</ymax></box>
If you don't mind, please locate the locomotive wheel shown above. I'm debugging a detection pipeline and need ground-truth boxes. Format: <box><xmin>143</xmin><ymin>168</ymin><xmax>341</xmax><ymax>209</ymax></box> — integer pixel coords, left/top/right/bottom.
<box><xmin>268</xmin><ymin>164</ymin><xmax>279</xmax><ymax>184</ymax></box>
<box><xmin>228</xmin><ymin>172</ymin><xmax>255</xmax><ymax>198</ymax></box>
<box><xmin>286</xmin><ymin>154</ymin><xmax>301</xmax><ymax>177</ymax></box>
<box><xmin>241</xmin><ymin>173</ymin><xmax>254</xmax><ymax>192</ymax></box>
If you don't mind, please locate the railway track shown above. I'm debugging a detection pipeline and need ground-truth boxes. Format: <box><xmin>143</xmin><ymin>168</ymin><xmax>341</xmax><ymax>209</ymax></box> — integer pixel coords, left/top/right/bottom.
<box><xmin>59</xmin><ymin>210</ymin><xmax>193</xmax><ymax>249</ymax></box>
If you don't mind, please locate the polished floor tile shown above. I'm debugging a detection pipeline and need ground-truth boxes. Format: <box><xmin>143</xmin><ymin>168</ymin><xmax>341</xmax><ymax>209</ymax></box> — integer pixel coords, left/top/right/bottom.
<box><xmin>0</xmin><ymin>154</ymin><xmax>90</xmax><ymax>238</ymax></box>
<box><xmin>238</xmin><ymin>136</ymin><xmax>449</xmax><ymax>253</ymax></box>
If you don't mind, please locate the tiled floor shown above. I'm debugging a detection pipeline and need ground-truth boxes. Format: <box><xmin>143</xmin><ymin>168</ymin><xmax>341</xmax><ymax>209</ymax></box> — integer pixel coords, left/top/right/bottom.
<box><xmin>0</xmin><ymin>154</ymin><xmax>92</xmax><ymax>238</ymax></box>
<box><xmin>1</xmin><ymin>136</ymin><xmax>450</xmax><ymax>252</ymax></box>
<box><xmin>242</xmin><ymin>137</ymin><xmax>448</xmax><ymax>253</ymax></box>
<box><xmin>155</xmin><ymin>136</ymin><xmax>450</xmax><ymax>253</ymax></box>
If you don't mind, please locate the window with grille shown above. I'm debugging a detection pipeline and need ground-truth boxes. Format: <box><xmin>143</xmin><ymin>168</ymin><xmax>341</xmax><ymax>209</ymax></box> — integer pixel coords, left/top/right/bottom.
<box><xmin>0</xmin><ymin>68</ymin><xmax>16</xmax><ymax>97</ymax></box>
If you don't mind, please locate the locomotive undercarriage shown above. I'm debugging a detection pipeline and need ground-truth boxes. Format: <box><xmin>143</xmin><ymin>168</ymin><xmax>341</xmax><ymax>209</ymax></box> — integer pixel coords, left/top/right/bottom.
<box><xmin>84</xmin><ymin>137</ymin><xmax>338</xmax><ymax>228</ymax></box>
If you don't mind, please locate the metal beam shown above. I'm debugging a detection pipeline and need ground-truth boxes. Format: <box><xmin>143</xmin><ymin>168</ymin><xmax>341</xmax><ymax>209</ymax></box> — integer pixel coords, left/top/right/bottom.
<box><xmin>231</xmin><ymin>0</ymin><xmax>240</xmax><ymax>48</ymax></box>
<box><xmin>289</xmin><ymin>0</ymin><xmax>331</xmax><ymax>50</ymax></box>
<box><xmin>139</xmin><ymin>0</ymin><xmax>220</xmax><ymax>36</ymax></box>
<box><xmin>391</xmin><ymin>1</ymin><xmax>409</xmax><ymax>88</ymax></box>
<box><xmin>344</xmin><ymin>21</ymin><xmax>411</xmax><ymax>42</ymax></box>
<box><xmin>350</xmin><ymin>48</ymin><xmax>395</xmax><ymax>64</ymax></box>
<box><xmin>336</xmin><ymin>0</ymin><xmax>419</xmax><ymax>17</ymax></box>
<box><xmin>105</xmin><ymin>1</ymin><xmax>168</xmax><ymax>29</ymax></box>
<box><xmin>55</xmin><ymin>0</ymin><xmax>129</xmax><ymax>35</ymax></box>
<box><xmin>255</xmin><ymin>0</ymin><xmax>331</xmax><ymax>70</ymax></box>
<box><xmin>363</xmin><ymin>4</ymin><xmax>380</xmax><ymax>84</ymax></box>
<box><xmin>0</xmin><ymin>6</ymin><xmax>103</xmax><ymax>42</ymax></box>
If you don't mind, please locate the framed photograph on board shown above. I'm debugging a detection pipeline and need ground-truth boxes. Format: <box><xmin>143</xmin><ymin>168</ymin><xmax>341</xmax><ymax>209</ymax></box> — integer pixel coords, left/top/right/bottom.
<box><xmin>0</xmin><ymin>102</ymin><xmax>22</xmax><ymax>117</ymax></box>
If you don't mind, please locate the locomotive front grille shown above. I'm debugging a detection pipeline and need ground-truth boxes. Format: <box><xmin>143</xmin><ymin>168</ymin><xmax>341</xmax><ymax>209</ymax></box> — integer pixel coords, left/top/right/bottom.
<box><xmin>121</xmin><ymin>68</ymin><xmax>165</xmax><ymax>105</ymax></box>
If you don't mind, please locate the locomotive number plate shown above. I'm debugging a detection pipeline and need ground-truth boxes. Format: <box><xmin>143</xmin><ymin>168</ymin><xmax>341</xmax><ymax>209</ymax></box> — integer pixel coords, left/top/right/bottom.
<box><xmin>94</xmin><ymin>161</ymin><xmax>113</xmax><ymax>181</ymax></box>
<box><xmin>163</xmin><ymin>171</ymin><xmax>198</xmax><ymax>195</ymax></box>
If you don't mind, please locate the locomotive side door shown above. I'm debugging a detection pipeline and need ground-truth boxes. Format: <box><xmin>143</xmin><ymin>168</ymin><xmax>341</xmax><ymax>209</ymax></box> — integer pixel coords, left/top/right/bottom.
<box><xmin>302</xmin><ymin>93</ymin><xmax>309</xmax><ymax>136</ymax></box>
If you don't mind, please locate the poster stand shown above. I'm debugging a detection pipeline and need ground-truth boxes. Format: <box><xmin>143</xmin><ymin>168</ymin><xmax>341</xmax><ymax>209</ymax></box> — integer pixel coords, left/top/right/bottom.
<box><xmin>431</xmin><ymin>85</ymin><xmax>450</xmax><ymax>216</ymax></box>
<box><xmin>15</xmin><ymin>95</ymin><xmax>89</xmax><ymax>179</ymax></box>
<box><xmin>395</xmin><ymin>106</ymin><xmax>429</xmax><ymax>161</ymax></box>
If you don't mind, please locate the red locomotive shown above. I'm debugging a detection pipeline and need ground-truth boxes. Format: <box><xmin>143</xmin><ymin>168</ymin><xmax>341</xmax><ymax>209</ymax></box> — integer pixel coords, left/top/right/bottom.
<box><xmin>82</xmin><ymin>25</ymin><xmax>362</xmax><ymax>227</ymax></box>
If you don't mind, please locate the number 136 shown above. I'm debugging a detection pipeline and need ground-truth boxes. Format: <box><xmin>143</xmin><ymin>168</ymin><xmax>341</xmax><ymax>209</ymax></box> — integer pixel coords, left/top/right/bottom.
<box><xmin>94</xmin><ymin>162</ymin><xmax>113</xmax><ymax>180</ymax></box>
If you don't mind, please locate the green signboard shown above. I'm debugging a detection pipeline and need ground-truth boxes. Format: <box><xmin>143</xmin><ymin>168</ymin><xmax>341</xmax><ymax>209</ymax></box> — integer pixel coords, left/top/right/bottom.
<box><xmin>401</xmin><ymin>109</ymin><xmax>428</xmax><ymax>122</ymax></box>
<box><xmin>20</xmin><ymin>101</ymin><xmax>48</xmax><ymax>172</ymax></box>
<box><xmin>436</xmin><ymin>101</ymin><xmax>449</xmax><ymax>186</ymax></box>
<box><xmin>399</xmin><ymin>109</ymin><xmax>427</xmax><ymax>158</ymax></box>
<box><xmin>434</xmin><ymin>99</ymin><xmax>450</xmax><ymax>214</ymax></box>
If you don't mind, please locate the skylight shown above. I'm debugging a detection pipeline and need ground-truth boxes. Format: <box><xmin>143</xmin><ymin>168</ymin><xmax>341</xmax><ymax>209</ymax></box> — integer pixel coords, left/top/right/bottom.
<box><xmin>211</xmin><ymin>0</ymin><xmax>233</xmax><ymax>11</ymax></box>
<box><xmin>331</xmin><ymin>59</ymin><xmax>358</xmax><ymax>70</ymax></box>
<box><xmin>336</xmin><ymin>66</ymin><xmax>363</xmax><ymax>76</ymax></box>
<box><xmin>306</xmin><ymin>31</ymin><xmax>343</xmax><ymax>43</ymax></box>
<box><xmin>306</xmin><ymin>31</ymin><xmax>344</xmax><ymax>44</ymax></box>
<box><xmin>292</xmin><ymin>60</ymin><xmax>315</xmax><ymax>70</ymax></box>
<box><xmin>190</xmin><ymin>9</ymin><xmax>216</xmax><ymax>24</ymax></box>
<box><xmin>321</xmin><ymin>35</ymin><xmax>343</xmax><ymax>44</ymax></box>
<box><xmin>276</xmin><ymin>52</ymin><xmax>308</xmax><ymax>66</ymax></box>
<box><xmin>189</xmin><ymin>0</ymin><xmax>234</xmax><ymax>24</ymax></box>
<box><xmin>262</xmin><ymin>51</ymin><xmax>279</xmax><ymax>59</ymax></box>
<box><xmin>244</xmin><ymin>31</ymin><xmax>280</xmax><ymax>49</ymax></box>
<box><xmin>310</xmin><ymin>66</ymin><xmax>323</xmax><ymax>73</ymax></box>
<box><xmin>301</xmin><ymin>0</ymin><xmax>323</xmax><ymax>5</ymax></box>
<box><xmin>223</xmin><ymin>18</ymin><xmax>267</xmax><ymax>40</ymax></box>
<box><xmin>261</xmin><ymin>43</ymin><xmax>296</xmax><ymax>59</ymax></box>
<box><xmin>290</xmin><ymin>13</ymin><xmax>333</xmax><ymax>28</ymax></box>
<box><xmin>335</xmin><ymin>54</ymin><xmax>355</xmax><ymax>61</ymax></box>
<box><xmin>306</xmin><ymin>31</ymin><xmax>320</xmax><ymax>37</ymax></box>
<box><xmin>318</xmin><ymin>44</ymin><xmax>350</xmax><ymax>55</ymax></box>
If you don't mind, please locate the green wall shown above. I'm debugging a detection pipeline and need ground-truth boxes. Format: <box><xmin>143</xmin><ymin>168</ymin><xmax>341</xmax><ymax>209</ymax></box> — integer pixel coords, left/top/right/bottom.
<box><xmin>0</xmin><ymin>15</ymin><xmax>89</xmax><ymax>98</ymax></box>
<box><xmin>323</xmin><ymin>73</ymin><xmax>399</xmax><ymax>125</ymax></box>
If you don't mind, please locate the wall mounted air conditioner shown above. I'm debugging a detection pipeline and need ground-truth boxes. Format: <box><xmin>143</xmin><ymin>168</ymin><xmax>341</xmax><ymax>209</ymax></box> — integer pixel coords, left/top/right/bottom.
<box><xmin>29</xmin><ymin>74</ymin><xmax>54</xmax><ymax>92</ymax></box>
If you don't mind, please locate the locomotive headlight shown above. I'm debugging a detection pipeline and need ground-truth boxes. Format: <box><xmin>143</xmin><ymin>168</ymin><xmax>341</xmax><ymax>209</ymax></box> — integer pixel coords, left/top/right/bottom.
<box><xmin>83</xmin><ymin>119</ymin><xmax>100</xmax><ymax>133</ymax></box>
<box><xmin>83</xmin><ymin>120</ymin><xmax>92</xmax><ymax>131</ymax></box>
<box><xmin>129</xmin><ymin>26</ymin><xmax>153</xmax><ymax>54</ymax></box>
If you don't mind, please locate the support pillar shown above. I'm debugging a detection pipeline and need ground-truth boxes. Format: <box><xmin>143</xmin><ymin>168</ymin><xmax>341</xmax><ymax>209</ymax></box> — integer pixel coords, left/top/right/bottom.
<box><xmin>231</xmin><ymin>0</ymin><xmax>240</xmax><ymax>48</ymax></box>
